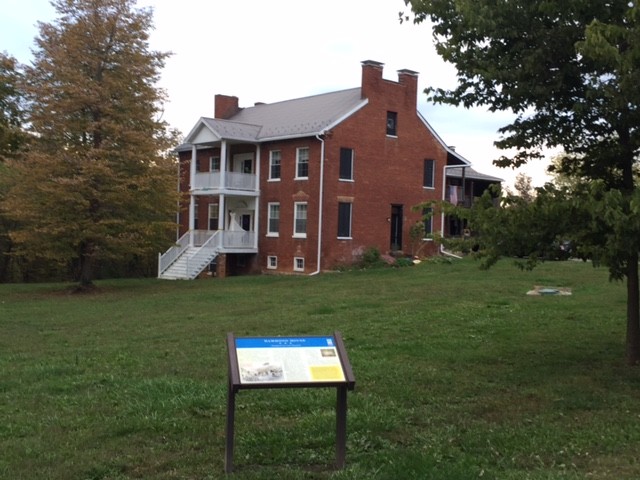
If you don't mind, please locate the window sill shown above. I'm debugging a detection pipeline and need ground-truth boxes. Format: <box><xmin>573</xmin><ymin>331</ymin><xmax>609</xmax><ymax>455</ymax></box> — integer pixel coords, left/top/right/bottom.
<box><xmin>294</xmin><ymin>177</ymin><xmax>309</xmax><ymax>181</ymax></box>
<box><xmin>293</xmin><ymin>234</ymin><xmax>307</xmax><ymax>239</ymax></box>
<box><xmin>423</xmin><ymin>186</ymin><xmax>436</xmax><ymax>190</ymax></box>
<box><xmin>337</xmin><ymin>236</ymin><xmax>352</xmax><ymax>240</ymax></box>
<box><xmin>339</xmin><ymin>179</ymin><xmax>354</xmax><ymax>183</ymax></box>
<box><xmin>267</xmin><ymin>178</ymin><xmax>281</xmax><ymax>182</ymax></box>
<box><xmin>266</xmin><ymin>233</ymin><xmax>279</xmax><ymax>238</ymax></box>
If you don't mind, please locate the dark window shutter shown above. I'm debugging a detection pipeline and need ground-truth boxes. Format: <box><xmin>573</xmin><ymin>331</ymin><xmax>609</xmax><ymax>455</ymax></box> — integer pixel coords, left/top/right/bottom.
<box><xmin>337</xmin><ymin>202</ymin><xmax>352</xmax><ymax>237</ymax></box>
<box><xmin>339</xmin><ymin>148</ymin><xmax>353</xmax><ymax>180</ymax></box>
<box><xmin>424</xmin><ymin>159</ymin><xmax>435</xmax><ymax>188</ymax></box>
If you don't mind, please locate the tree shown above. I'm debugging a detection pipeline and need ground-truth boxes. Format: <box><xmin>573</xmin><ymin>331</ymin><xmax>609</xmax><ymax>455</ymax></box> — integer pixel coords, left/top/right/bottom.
<box><xmin>0</xmin><ymin>52</ymin><xmax>28</xmax><ymax>281</ymax></box>
<box><xmin>1</xmin><ymin>0</ymin><xmax>179</xmax><ymax>288</ymax></box>
<box><xmin>0</xmin><ymin>52</ymin><xmax>27</xmax><ymax>158</ymax></box>
<box><xmin>512</xmin><ymin>173</ymin><xmax>535</xmax><ymax>203</ymax></box>
<box><xmin>404</xmin><ymin>1</ymin><xmax>640</xmax><ymax>364</ymax></box>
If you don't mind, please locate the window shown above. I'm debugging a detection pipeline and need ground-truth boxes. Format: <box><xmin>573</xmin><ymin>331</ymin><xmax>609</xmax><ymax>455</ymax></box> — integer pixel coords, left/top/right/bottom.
<box><xmin>267</xmin><ymin>203</ymin><xmax>280</xmax><ymax>236</ymax></box>
<box><xmin>296</xmin><ymin>147</ymin><xmax>309</xmax><ymax>179</ymax></box>
<box><xmin>423</xmin><ymin>207</ymin><xmax>433</xmax><ymax>236</ymax></box>
<box><xmin>209</xmin><ymin>203</ymin><xmax>219</xmax><ymax>230</ymax></box>
<box><xmin>267</xmin><ymin>256</ymin><xmax>277</xmax><ymax>269</ymax></box>
<box><xmin>339</xmin><ymin>148</ymin><xmax>354</xmax><ymax>181</ymax></box>
<box><xmin>269</xmin><ymin>150</ymin><xmax>281</xmax><ymax>180</ymax></box>
<box><xmin>423</xmin><ymin>159</ymin><xmax>435</xmax><ymax>189</ymax></box>
<box><xmin>193</xmin><ymin>199</ymin><xmax>199</xmax><ymax>230</ymax></box>
<box><xmin>210</xmin><ymin>156</ymin><xmax>220</xmax><ymax>172</ymax></box>
<box><xmin>241</xmin><ymin>159</ymin><xmax>252</xmax><ymax>174</ymax></box>
<box><xmin>337</xmin><ymin>202</ymin><xmax>352</xmax><ymax>238</ymax></box>
<box><xmin>386</xmin><ymin>111</ymin><xmax>398</xmax><ymax>136</ymax></box>
<box><xmin>294</xmin><ymin>257</ymin><xmax>305</xmax><ymax>272</ymax></box>
<box><xmin>294</xmin><ymin>202</ymin><xmax>308</xmax><ymax>237</ymax></box>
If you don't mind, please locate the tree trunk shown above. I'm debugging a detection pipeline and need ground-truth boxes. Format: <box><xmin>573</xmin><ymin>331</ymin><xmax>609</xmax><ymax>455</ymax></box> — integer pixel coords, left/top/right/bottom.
<box><xmin>626</xmin><ymin>252</ymin><xmax>640</xmax><ymax>365</ymax></box>
<box><xmin>78</xmin><ymin>241</ymin><xmax>95</xmax><ymax>288</ymax></box>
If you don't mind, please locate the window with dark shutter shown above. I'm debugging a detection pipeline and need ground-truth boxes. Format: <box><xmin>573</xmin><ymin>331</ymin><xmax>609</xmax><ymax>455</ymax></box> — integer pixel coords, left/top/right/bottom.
<box><xmin>337</xmin><ymin>202</ymin><xmax>352</xmax><ymax>238</ymax></box>
<box><xmin>423</xmin><ymin>159</ymin><xmax>435</xmax><ymax>188</ymax></box>
<box><xmin>423</xmin><ymin>207</ymin><xmax>433</xmax><ymax>235</ymax></box>
<box><xmin>339</xmin><ymin>148</ymin><xmax>354</xmax><ymax>180</ymax></box>
<box><xmin>386</xmin><ymin>111</ymin><xmax>398</xmax><ymax>136</ymax></box>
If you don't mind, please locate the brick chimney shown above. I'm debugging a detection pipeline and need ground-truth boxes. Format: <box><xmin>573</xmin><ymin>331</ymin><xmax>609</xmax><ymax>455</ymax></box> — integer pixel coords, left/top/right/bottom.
<box><xmin>397</xmin><ymin>68</ymin><xmax>419</xmax><ymax>107</ymax></box>
<box><xmin>360</xmin><ymin>60</ymin><xmax>385</xmax><ymax>99</ymax></box>
<box><xmin>215</xmin><ymin>94</ymin><xmax>240</xmax><ymax>119</ymax></box>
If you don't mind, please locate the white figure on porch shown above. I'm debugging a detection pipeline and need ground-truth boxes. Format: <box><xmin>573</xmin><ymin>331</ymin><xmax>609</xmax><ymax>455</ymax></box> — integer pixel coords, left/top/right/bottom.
<box><xmin>228</xmin><ymin>211</ymin><xmax>243</xmax><ymax>231</ymax></box>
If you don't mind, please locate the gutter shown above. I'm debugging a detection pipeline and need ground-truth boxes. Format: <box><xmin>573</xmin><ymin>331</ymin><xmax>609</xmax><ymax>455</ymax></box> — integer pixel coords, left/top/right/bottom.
<box><xmin>310</xmin><ymin>133</ymin><xmax>326</xmax><ymax>275</ymax></box>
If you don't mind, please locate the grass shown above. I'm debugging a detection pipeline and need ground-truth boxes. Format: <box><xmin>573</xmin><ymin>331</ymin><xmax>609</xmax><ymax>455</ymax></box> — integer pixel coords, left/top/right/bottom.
<box><xmin>1</xmin><ymin>258</ymin><xmax>640</xmax><ymax>479</ymax></box>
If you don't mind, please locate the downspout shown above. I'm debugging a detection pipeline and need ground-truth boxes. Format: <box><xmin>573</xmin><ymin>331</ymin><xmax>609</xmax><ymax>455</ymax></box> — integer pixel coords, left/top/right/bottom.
<box><xmin>176</xmin><ymin>148</ymin><xmax>182</xmax><ymax>241</ymax></box>
<box><xmin>310</xmin><ymin>133</ymin><xmax>326</xmax><ymax>275</ymax></box>
<box><xmin>441</xmin><ymin>165</ymin><xmax>463</xmax><ymax>259</ymax></box>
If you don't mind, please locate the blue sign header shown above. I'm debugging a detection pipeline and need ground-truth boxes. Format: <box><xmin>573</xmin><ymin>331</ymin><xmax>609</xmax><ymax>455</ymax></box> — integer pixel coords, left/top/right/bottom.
<box><xmin>236</xmin><ymin>336</ymin><xmax>335</xmax><ymax>349</ymax></box>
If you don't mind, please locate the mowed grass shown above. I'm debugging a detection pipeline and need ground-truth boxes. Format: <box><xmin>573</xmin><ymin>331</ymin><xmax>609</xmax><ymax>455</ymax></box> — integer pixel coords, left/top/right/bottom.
<box><xmin>1</xmin><ymin>258</ymin><xmax>640</xmax><ymax>479</ymax></box>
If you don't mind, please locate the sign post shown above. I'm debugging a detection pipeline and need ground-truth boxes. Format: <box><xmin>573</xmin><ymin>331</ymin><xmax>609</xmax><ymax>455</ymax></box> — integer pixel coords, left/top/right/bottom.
<box><xmin>225</xmin><ymin>331</ymin><xmax>355</xmax><ymax>473</ymax></box>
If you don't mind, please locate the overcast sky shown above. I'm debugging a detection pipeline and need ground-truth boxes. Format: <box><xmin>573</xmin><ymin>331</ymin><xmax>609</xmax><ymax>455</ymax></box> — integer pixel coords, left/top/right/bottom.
<box><xmin>0</xmin><ymin>0</ymin><xmax>555</xmax><ymax>187</ymax></box>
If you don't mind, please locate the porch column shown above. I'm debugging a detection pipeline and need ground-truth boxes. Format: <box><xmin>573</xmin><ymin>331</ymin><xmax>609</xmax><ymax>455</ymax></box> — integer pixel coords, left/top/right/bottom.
<box><xmin>220</xmin><ymin>140</ymin><xmax>227</xmax><ymax>191</ymax></box>
<box><xmin>254</xmin><ymin>145</ymin><xmax>261</xmax><ymax>249</ymax></box>
<box><xmin>219</xmin><ymin>194</ymin><xmax>226</xmax><ymax>231</ymax></box>
<box><xmin>189</xmin><ymin>145</ymin><xmax>197</xmax><ymax>246</ymax></box>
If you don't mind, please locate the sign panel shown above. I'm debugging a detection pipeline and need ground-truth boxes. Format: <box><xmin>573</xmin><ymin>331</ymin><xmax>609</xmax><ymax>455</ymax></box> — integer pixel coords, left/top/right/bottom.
<box><xmin>235</xmin><ymin>336</ymin><xmax>346</xmax><ymax>384</ymax></box>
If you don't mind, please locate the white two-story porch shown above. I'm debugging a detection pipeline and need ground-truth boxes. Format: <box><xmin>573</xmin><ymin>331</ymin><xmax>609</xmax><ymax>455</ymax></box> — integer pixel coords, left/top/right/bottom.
<box><xmin>158</xmin><ymin>118</ymin><xmax>261</xmax><ymax>280</ymax></box>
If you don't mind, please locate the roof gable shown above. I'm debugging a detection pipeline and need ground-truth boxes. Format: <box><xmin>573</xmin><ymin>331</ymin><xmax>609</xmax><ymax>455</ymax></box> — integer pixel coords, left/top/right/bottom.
<box><xmin>185</xmin><ymin>120</ymin><xmax>221</xmax><ymax>144</ymax></box>
<box><xmin>184</xmin><ymin>118</ymin><xmax>262</xmax><ymax>144</ymax></box>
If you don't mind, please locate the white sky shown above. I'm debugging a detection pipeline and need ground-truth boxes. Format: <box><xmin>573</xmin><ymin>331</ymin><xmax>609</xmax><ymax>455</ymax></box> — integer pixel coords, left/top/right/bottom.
<box><xmin>0</xmin><ymin>0</ymin><xmax>555</xmax><ymax>187</ymax></box>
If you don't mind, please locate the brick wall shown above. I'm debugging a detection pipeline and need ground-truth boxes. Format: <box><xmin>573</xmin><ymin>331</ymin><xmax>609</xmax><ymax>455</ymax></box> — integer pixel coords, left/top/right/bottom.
<box><xmin>179</xmin><ymin>61</ymin><xmax>448</xmax><ymax>275</ymax></box>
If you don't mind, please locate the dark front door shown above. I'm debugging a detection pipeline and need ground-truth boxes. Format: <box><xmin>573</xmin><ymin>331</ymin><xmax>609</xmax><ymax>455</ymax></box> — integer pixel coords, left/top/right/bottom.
<box><xmin>240</xmin><ymin>214</ymin><xmax>251</xmax><ymax>231</ymax></box>
<box><xmin>390</xmin><ymin>204</ymin><xmax>403</xmax><ymax>251</ymax></box>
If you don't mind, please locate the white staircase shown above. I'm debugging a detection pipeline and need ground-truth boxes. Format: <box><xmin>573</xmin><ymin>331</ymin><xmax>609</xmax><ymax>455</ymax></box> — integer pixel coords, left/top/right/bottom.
<box><xmin>158</xmin><ymin>246</ymin><xmax>217</xmax><ymax>280</ymax></box>
<box><xmin>158</xmin><ymin>231</ymin><xmax>221</xmax><ymax>280</ymax></box>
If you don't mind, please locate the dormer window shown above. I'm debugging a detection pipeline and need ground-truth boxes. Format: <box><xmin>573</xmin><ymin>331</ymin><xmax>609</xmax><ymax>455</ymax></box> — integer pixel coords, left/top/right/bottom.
<box><xmin>386</xmin><ymin>111</ymin><xmax>398</xmax><ymax>136</ymax></box>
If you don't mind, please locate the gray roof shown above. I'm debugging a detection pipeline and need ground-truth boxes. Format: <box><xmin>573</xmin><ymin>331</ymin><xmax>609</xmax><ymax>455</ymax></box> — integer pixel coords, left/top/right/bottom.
<box><xmin>182</xmin><ymin>88</ymin><xmax>367</xmax><ymax>147</ymax></box>
<box><xmin>179</xmin><ymin>86</ymin><xmax>501</xmax><ymax>185</ymax></box>
<box><xmin>200</xmin><ymin>118</ymin><xmax>262</xmax><ymax>143</ymax></box>
<box><xmin>230</xmin><ymin>88</ymin><xmax>365</xmax><ymax>140</ymax></box>
<box><xmin>446</xmin><ymin>166</ymin><xmax>503</xmax><ymax>183</ymax></box>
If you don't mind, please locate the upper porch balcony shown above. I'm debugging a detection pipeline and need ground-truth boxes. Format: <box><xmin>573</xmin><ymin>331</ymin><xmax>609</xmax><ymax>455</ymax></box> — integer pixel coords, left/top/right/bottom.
<box><xmin>192</xmin><ymin>171</ymin><xmax>258</xmax><ymax>194</ymax></box>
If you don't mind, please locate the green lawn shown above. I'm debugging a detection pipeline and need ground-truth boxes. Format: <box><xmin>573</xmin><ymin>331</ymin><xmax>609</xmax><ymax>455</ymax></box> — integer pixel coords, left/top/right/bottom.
<box><xmin>1</xmin><ymin>258</ymin><xmax>639</xmax><ymax>479</ymax></box>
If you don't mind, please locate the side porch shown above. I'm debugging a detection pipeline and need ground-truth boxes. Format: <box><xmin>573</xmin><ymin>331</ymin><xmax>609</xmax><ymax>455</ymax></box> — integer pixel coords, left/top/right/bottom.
<box><xmin>158</xmin><ymin>229</ymin><xmax>258</xmax><ymax>280</ymax></box>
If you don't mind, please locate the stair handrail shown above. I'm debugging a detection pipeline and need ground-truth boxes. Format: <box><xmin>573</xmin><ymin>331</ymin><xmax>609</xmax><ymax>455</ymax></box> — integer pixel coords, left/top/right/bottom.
<box><xmin>185</xmin><ymin>230</ymin><xmax>222</xmax><ymax>279</ymax></box>
<box><xmin>158</xmin><ymin>231</ymin><xmax>191</xmax><ymax>277</ymax></box>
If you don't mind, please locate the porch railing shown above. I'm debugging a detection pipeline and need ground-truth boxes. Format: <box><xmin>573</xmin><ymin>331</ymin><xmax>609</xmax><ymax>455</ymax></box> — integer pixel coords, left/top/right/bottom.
<box><xmin>192</xmin><ymin>171</ymin><xmax>257</xmax><ymax>191</ymax></box>
<box><xmin>222</xmin><ymin>230</ymin><xmax>256</xmax><ymax>249</ymax></box>
<box><xmin>185</xmin><ymin>231</ymin><xmax>221</xmax><ymax>278</ymax></box>
<box><xmin>158</xmin><ymin>229</ymin><xmax>257</xmax><ymax>277</ymax></box>
<box><xmin>158</xmin><ymin>231</ymin><xmax>190</xmax><ymax>275</ymax></box>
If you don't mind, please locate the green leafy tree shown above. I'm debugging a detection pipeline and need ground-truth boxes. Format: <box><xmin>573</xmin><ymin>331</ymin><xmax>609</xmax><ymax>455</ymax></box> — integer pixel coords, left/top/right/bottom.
<box><xmin>511</xmin><ymin>173</ymin><xmax>535</xmax><ymax>203</ymax></box>
<box><xmin>0</xmin><ymin>52</ymin><xmax>27</xmax><ymax>158</ymax></box>
<box><xmin>0</xmin><ymin>52</ymin><xmax>28</xmax><ymax>281</ymax></box>
<box><xmin>404</xmin><ymin>1</ymin><xmax>640</xmax><ymax>364</ymax></box>
<box><xmin>2</xmin><ymin>0</ymin><xmax>179</xmax><ymax>288</ymax></box>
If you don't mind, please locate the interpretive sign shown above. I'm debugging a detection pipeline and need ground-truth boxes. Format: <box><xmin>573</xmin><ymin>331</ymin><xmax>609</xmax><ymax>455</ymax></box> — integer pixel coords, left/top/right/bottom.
<box><xmin>225</xmin><ymin>332</ymin><xmax>355</xmax><ymax>473</ymax></box>
<box><xmin>235</xmin><ymin>336</ymin><xmax>346</xmax><ymax>385</ymax></box>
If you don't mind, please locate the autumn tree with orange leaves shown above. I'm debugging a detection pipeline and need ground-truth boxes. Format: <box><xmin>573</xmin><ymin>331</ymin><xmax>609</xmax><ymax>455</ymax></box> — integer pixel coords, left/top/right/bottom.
<box><xmin>2</xmin><ymin>0</ymin><xmax>179</xmax><ymax>288</ymax></box>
